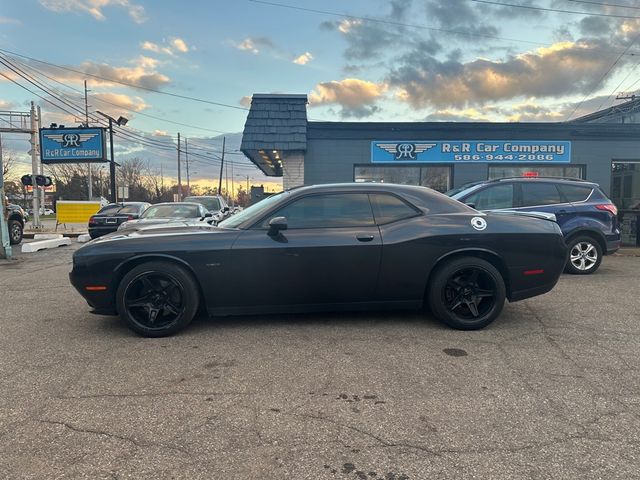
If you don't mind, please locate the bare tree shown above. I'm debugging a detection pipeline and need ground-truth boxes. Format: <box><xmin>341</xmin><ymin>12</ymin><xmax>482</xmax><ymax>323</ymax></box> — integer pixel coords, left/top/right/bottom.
<box><xmin>1</xmin><ymin>149</ymin><xmax>18</xmax><ymax>180</ymax></box>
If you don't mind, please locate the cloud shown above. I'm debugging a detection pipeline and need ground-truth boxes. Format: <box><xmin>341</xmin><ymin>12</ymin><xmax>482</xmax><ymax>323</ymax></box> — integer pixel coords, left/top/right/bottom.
<box><xmin>79</xmin><ymin>56</ymin><xmax>170</xmax><ymax>90</ymax></box>
<box><xmin>292</xmin><ymin>52</ymin><xmax>313</xmax><ymax>65</ymax></box>
<box><xmin>140</xmin><ymin>37</ymin><xmax>191</xmax><ymax>56</ymax></box>
<box><xmin>140</xmin><ymin>41</ymin><xmax>173</xmax><ymax>56</ymax></box>
<box><xmin>0</xmin><ymin>16</ymin><xmax>21</xmax><ymax>25</ymax></box>
<box><xmin>152</xmin><ymin>129</ymin><xmax>169</xmax><ymax>137</ymax></box>
<box><xmin>387</xmin><ymin>41</ymin><xmax>623</xmax><ymax>109</ymax></box>
<box><xmin>169</xmin><ymin>37</ymin><xmax>189</xmax><ymax>53</ymax></box>
<box><xmin>92</xmin><ymin>92</ymin><xmax>148</xmax><ymax>112</ymax></box>
<box><xmin>239</xmin><ymin>96</ymin><xmax>252</xmax><ymax>107</ymax></box>
<box><xmin>39</xmin><ymin>0</ymin><xmax>145</xmax><ymax>23</ymax></box>
<box><xmin>321</xmin><ymin>18</ymin><xmax>404</xmax><ymax>61</ymax></box>
<box><xmin>0</xmin><ymin>99</ymin><xmax>16</xmax><ymax>109</ymax></box>
<box><xmin>231</xmin><ymin>37</ymin><xmax>276</xmax><ymax>55</ymax></box>
<box><xmin>309</xmin><ymin>78</ymin><xmax>387</xmax><ymax>118</ymax></box>
<box><xmin>424</xmin><ymin>0</ymin><xmax>499</xmax><ymax>38</ymax></box>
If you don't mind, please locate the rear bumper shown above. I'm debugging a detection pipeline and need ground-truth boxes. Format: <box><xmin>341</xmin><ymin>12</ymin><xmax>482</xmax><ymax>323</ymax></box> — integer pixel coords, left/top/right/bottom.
<box><xmin>605</xmin><ymin>235</ymin><xmax>621</xmax><ymax>255</ymax></box>
<box><xmin>88</xmin><ymin>226</ymin><xmax>119</xmax><ymax>238</ymax></box>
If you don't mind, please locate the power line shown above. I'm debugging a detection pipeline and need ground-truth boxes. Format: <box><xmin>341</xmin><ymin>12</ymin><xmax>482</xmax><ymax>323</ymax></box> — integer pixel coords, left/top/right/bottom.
<box><xmin>3</xmin><ymin>53</ymin><xmax>232</xmax><ymax>136</ymax></box>
<box><xmin>565</xmin><ymin>0</ymin><xmax>640</xmax><ymax>11</ymax></box>
<box><xmin>471</xmin><ymin>0</ymin><xmax>640</xmax><ymax>19</ymax></box>
<box><xmin>249</xmin><ymin>0</ymin><xmax>640</xmax><ymax>55</ymax></box>
<box><xmin>565</xmin><ymin>29</ymin><xmax>640</xmax><ymax>120</ymax></box>
<box><xmin>0</xmin><ymin>47</ymin><xmax>250</xmax><ymax>112</ymax></box>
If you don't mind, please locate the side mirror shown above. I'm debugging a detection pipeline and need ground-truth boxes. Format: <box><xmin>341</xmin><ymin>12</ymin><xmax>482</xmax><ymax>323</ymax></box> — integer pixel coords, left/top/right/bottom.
<box><xmin>267</xmin><ymin>216</ymin><xmax>287</xmax><ymax>236</ymax></box>
<box><xmin>223</xmin><ymin>206</ymin><xmax>230</xmax><ymax>213</ymax></box>
<box><xmin>204</xmin><ymin>212</ymin><xmax>213</xmax><ymax>218</ymax></box>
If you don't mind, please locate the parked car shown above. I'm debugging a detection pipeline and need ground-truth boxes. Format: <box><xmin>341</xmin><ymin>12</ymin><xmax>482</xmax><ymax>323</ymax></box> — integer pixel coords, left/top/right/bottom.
<box><xmin>4</xmin><ymin>200</ymin><xmax>26</xmax><ymax>245</ymax></box>
<box><xmin>183</xmin><ymin>195</ymin><xmax>230</xmax><ymax>222</ymax></box>
<box><xmin>118</xmin><ymin>202</ymin><xmax>211</xmax><ymax>232</ymax></box>
<box><xmin>41</xmin><ymin>208</ymin><xmax>54</xmax><ymax>216</ymax></box>
<box><xmin>88</xmin><ymin>202</ymin><xmax>150</xmax><ymax>239</ymax></box>
<box><xmin>70</xmin><ymin>183</ymin><xmax>566</xmax><ymax>337</ymax></box>
<box><xmin>448</xmin><ymin>177</ymin><xmax>620</xmax><ymax>274</ymax></box>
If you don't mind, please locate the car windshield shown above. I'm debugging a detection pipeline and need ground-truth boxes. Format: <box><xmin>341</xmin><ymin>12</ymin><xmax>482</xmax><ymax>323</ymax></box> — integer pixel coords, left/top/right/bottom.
<box><xmin>185</xmin><ymin>197</ymin><xmax>220</xmax><ymax>212</ymax></box>
<box><xmin>141</xmin><ymin>204</ymin><xmax>200</xmax><ymax>219</ymax></box>
<box><xmin>98</xmin><ymin>204</ymin><xmax>141</xmax><ymax>215</ymax></box>
<box><xmin>218</xmin><ymin>192</ymin><xmax>288</xmax><ymax>229</ymax></box>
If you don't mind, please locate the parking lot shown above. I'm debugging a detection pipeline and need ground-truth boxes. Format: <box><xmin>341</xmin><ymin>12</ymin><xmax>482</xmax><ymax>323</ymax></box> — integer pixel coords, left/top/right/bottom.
<box><xmin>1</xmin><ymin>244</ymin><xmax>639</xmax><ymax>479</ymax></box>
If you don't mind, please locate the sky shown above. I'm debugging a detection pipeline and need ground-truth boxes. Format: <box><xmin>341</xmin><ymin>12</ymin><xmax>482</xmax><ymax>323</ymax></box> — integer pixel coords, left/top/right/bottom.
<box><xmin>2</xmin><ymin>0</ymin><xmax>640</xmax><ymax>186</ymax></box>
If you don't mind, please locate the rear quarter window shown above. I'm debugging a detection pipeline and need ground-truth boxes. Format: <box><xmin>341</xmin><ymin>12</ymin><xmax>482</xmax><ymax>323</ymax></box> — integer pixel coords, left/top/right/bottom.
<box><xmin>558</xmin><ymin>184</ymin><xmax>593</xmax><ymax>202</ymax></box>
<box><xmin>370</xmin><ymin>193</ymin><xmax>420</xmax><ymax>224</ymax></box>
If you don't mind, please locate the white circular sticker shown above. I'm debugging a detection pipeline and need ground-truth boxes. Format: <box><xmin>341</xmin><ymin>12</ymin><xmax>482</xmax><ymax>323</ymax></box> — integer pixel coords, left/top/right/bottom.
<box><xmin>471</xmin><ymin>217</ymin><xmax>487</xmax><ymax>231</ymax></box>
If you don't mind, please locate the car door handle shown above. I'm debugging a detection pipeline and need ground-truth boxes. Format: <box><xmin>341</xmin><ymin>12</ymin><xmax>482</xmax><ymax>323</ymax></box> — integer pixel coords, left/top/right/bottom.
<box><xmin>356</xmin><ymin>234</ymin><xmax>375</xmax><ymax>242</ymax></box>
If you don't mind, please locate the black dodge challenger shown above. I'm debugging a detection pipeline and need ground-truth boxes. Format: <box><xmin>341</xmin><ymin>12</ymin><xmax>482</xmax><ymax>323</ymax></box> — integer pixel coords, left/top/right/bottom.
<box><xmin>70</xmin><ymin>183</ymin><xmax>567</xmax><ymax>337</ymax></box>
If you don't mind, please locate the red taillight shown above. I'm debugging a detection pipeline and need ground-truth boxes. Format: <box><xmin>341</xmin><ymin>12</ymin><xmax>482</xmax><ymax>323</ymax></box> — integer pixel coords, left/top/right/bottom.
<box><xmin>88</xmin><ymin>216</ymin><xmax>96</xmax><ymax>225</ymax></box>
<box><xmin>127</xmin><ymin>215</ymin><xmax>134</xmax><ymax>220</ymax></box>
<box><xmin>522</xmin><ymin>171</ymin><xmax>539</xmax><ymax>177</ymax></box>
<box><xmin>596</xmin><ymin>204</ymin><xmax>617</xmax><ymax>216</ymax></box>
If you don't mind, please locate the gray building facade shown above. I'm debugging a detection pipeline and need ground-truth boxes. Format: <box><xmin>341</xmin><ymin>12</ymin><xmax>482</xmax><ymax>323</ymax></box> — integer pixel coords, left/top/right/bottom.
<box><xmin>240</xmin><ymin>94</ymin><xmax>640</xmax><ymax>201</ymax></box>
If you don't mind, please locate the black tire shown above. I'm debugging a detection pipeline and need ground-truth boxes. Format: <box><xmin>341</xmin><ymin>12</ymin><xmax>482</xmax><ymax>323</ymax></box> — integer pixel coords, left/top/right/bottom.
<box><xmin>8</xmin><ymin>219</ymin><xmax>23</xmax><ymax>245</ymax></box>
<box><xmin>564</xmin><ymin>235</ymin><xmax>602</xmax><ymax>275</ymax></box>
<box><xmin>428</xmin><ymin>257</ymin><xmax>506</xmax><ymax>330</ymax></box>
<box><xmin>89</xmin><ymin>231</ymin><xmax>100</xmax><ymax>239</ymax></box>
<box><xmin>116</xmin><ymin>261</ymin><xmax>200</xmax><ymax>337</ymax></box>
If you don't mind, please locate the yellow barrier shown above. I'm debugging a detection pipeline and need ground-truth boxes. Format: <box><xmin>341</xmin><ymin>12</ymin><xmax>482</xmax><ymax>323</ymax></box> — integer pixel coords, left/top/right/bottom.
<box><xmin>56</xmin><ymin>201</ymin><xmax>102</xmax><ymax>224</ymax></box>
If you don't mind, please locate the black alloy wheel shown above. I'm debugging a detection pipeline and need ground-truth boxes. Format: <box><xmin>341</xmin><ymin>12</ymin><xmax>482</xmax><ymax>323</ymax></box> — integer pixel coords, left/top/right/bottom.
<box><xmin>8</xmin><ymin>220</ymin><xmax>23</xmax><ymax>245</ymax></box>
<box><xmin>116</xmin><ymin>261</ymin><xmax>200</xmax><ymax>337</ymax></box>
<box><xmin>428</xmin><ymin>257</ymin><xmax>506</xmax><ymax>330</ymax></box>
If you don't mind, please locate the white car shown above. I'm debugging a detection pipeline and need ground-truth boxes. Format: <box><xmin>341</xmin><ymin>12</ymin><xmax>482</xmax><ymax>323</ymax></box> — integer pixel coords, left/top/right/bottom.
<box><xmin>40</xmin><ymin>208</ymin><xmax>54</xmax><ymax>216</ymax></box>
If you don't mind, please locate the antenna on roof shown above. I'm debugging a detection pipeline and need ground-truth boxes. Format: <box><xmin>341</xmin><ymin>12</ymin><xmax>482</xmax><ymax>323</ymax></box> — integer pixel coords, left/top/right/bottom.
<box><xmin>615</xmin><ymin>92</ymin><xmax>637</xmax><ymax>101</ymax></box>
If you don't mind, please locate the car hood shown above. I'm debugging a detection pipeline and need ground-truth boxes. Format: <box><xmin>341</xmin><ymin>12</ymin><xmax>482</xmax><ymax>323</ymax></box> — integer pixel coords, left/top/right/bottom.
<box><xmin>91</xmin><ymin>223</ymin><xmax>230</xmax><ymax>243</ymax></box>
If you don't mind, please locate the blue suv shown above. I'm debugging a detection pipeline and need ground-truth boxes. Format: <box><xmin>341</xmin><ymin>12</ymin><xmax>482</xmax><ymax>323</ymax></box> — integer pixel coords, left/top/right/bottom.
<box><xmin>448</xmin><ymin>177</ymin><xmax>620</xmax><ymax>275</ymax></box>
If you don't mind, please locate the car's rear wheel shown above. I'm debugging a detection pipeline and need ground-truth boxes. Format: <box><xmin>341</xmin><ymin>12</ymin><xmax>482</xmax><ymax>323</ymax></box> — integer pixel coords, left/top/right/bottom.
<box><xmin>564</xmin><ymin>236</ymin><xmax>602</xmax><ymax>275</ymax></box>
<box><xmin>8</xmin><ymin>219</ymin><xmax>23</xmax><ymax>245</ymax></box>
<box><xmin>116</xmin><ymin>261</ymin><xmax>200</xmax><ymax>337</ymax></box>
<box><xmin>428</xmin><ymin>257</ymin><xmax>506</xmax><ymax>330</ymax></box>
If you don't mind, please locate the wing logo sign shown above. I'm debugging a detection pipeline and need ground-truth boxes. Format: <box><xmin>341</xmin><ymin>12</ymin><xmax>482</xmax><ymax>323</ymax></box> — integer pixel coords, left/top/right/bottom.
<box><xmin>44</xmin><ymin>132</ymin><xmax>99</xmax><ymax>148</ymax></box>
<box><xmin>39</xmin><ymin>127</ymin><xmax>106</xmax><ymax>164</ymax></box>
<box><xmin>376</xmin><ymin>143</ymin><xmax>436</xmax><ymax>160</ymax></box>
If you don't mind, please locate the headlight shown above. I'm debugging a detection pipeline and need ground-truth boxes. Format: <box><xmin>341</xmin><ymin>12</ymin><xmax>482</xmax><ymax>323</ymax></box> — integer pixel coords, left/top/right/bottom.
<box><xmin>118</xmin><ymin>222</ymin><xmax>128</xmax><ymax>230</ymax></box>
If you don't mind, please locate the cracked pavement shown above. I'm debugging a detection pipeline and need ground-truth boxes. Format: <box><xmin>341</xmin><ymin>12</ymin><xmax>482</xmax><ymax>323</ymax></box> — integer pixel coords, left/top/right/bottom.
<box><xmin>1</xmin><ymin>244</ymin><xmax>639</xmax><ymax>479</ymax></box>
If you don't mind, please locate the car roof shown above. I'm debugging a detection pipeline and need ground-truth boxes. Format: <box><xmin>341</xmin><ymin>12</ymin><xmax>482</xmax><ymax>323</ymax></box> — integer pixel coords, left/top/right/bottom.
<box><xmin>184</xmin><ymin>195</ymin><xmax>222</xmax><ymax>199</ymax></box>
<box><xmin>149</xmin><ymin>202</ymin><xmax>203</xmax><ymax>207</ymax></box>
<box><xmin>478</xmin><ymin>176</ymin><xmax>598</xmax><ymax>186</ymax></box>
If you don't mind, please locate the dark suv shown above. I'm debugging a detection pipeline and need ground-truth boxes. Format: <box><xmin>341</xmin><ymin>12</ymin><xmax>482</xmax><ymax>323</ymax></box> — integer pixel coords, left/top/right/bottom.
<box><xmin>449</xmin><ymin>177</ymin><xmax>620</xmax><ymax>274</ymax></box>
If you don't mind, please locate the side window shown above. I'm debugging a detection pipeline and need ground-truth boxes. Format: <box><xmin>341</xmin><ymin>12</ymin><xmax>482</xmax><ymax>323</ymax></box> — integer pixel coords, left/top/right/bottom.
<box><xmin>521</xmin><ymin>183</ymin><xmax>562</xmax><ymax>207</ymax></box>
<box><xmin>465</xmin><ymin>184</ymin><xmax>514</xmax><ymax>210</ymax></box>
<box><xmin>370</xmin><ymin>193</ymin><xmax>420</xmax><ymax>224</ymax></box>
<box><xmin>266</xmin><ymin>193</ymin><xmax>375</xmax><ymax>229</ymax></box>
<box><xmin>558</xmin><ymin>184</ymin><xmax>593</xmax><ymax>203</ymax></box>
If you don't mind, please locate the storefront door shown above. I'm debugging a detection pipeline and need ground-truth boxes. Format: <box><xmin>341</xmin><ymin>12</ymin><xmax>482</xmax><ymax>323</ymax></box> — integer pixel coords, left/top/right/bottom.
<box><xmin>611</xmin><ymin>162</ymin><xmax>640</xmax><ymax>247</ymax></box>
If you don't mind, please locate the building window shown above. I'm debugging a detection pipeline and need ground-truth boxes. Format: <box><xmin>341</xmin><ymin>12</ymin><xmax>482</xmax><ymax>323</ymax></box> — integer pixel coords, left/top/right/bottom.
<box><xmin>354</xmin><ymin>165</ymin><xmax>451</xmax><ymax>192</ymax></box>
<box><xmin>488</xmin><ymin>165</ymin><xmax>585</xmax><ymax>180</ymax></box>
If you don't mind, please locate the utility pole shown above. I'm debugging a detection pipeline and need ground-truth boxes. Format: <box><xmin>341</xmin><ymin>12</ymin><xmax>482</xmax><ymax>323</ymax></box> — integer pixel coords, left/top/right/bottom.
<box><xmin>177</xmin><ymin>133</ymin><xmax>182</xmax><ymax>201</ymax></box>
<box><xmin>225</xmin><ymin>146</ymin><xmax>229</xmax><ymax>203</ymax></box>
<box><xmin>29</xmin><ymin>101</ymin><xmax>40</xmax><ymax>228</ymax></box>
<box><xmin>185</xmin><ymin>137</ymin><xmax>190</xmax><ymax>194</ymax></box>
<box><xmin>160</xmin><ymin>163</ymin><xmax>164</xmax><ymax>194</ymax></box>
<box><xmin>230</xmin><ymin>150</ymin><xmax>235</xmax><ymax>206</ymax></box>
<box><xmin>218</xmin><ymin>136</ymin><xmax>225</xmax><ymax>196</ymax></box>
<box><xmin>37</xmin><ymin>105</ymin><xmax>44</xmax><ymax>210</ymax></box>
<box><xmin>84</xmin><ymin>80</ymin><xmax>92</xmax><ymax>200</ymax></box>
<box><xmin>0</xmin><ymin>133</ymin><xmax>11</xmax><ymax>259</ymax></box>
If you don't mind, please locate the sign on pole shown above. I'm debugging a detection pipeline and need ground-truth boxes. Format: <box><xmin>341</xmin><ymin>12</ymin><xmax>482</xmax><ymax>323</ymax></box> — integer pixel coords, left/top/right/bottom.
<box><xmin>39</xmin><ymin>127</ymin><xmax>107</xmax><ymax>164</ymax></box>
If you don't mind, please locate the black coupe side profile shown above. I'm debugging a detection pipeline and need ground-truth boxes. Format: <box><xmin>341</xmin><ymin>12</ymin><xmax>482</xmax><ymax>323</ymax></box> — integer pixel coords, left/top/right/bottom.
<box><xmin>70</xmin><ymin>183</ymin><xmax>567</xmax><ymax>337</ymax></box>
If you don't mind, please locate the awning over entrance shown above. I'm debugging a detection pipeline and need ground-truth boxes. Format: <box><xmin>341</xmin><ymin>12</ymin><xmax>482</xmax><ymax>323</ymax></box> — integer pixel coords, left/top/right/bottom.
<box><xmin>240</xmin><ymin>94</ymin><xmax>308</xmax><ymax>178</ymax></box>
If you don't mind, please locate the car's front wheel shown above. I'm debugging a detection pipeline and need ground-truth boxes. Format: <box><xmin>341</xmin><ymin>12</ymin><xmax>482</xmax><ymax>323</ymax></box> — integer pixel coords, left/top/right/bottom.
<box><xmin>8</xmin><ymin>219</ymin><xmax>23</xmax><ymax>245</ymax></box>
<box><xmin>428</xmin><ymin>257</ymin><xmax>506</xmax><ymax>330</ymax></box>
<box><xmin>564</xmin><ymin>236</ymin><xmax>602</xmax><ymax>275</ymax></box>
<box><xmin>116</xmin><ymin>261</ymin><xmax>200</xmax><ymax>337</ymax></box>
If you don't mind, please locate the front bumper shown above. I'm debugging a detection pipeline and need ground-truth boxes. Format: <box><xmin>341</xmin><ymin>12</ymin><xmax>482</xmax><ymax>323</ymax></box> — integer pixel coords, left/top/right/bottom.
<box><xmin>69</xmin><ymin>269</ymin><xmax>118</xmax><ymax>315</ymax></box>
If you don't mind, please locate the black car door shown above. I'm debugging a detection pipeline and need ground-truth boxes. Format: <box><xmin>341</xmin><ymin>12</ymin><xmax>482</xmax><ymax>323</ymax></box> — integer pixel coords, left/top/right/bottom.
<box><xmin>227</xmin><ymin>192</ymin><xmax>382</xmax><ymax>309</ymax></box>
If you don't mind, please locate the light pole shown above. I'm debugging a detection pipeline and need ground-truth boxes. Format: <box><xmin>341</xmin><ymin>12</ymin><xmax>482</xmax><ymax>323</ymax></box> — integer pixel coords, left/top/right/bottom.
<box><xmin>96</xmin><ymin>111</ymin><xmax>128</xmax><ymax>203</ymax></box>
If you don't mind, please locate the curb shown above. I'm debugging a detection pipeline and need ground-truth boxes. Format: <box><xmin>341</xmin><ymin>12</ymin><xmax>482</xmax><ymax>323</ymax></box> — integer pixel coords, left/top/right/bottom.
<box><xmin>23</xmin><ymin>232</ymin><xmax>85</xmax><ymax>239</ymax></box>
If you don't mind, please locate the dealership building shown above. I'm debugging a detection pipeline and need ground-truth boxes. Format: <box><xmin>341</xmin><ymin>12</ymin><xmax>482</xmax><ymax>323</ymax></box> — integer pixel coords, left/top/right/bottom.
<box><xmin>241</xmin><ymin>94</ymin><xmax>640</xmax><ymax>243</ymax></box>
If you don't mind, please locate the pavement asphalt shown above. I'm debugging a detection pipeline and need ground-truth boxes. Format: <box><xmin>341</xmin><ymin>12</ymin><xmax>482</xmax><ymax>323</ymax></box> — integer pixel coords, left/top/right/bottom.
<box><xmin>0</xmin><ymin>244</ymin><xmax>639</xmax><ymax>479</ymax></box>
